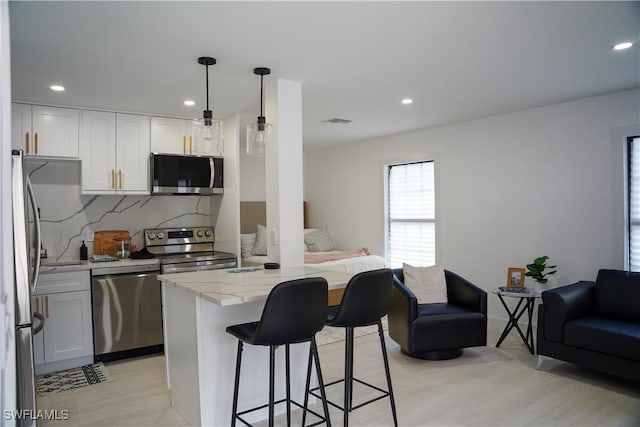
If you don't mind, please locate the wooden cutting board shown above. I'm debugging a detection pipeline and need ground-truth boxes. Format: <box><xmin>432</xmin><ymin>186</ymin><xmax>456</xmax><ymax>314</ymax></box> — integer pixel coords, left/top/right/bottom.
<box><xmin>94</xmin><ymin>230</ymin><xmax>131</xmax><ymax>255</ymax></box>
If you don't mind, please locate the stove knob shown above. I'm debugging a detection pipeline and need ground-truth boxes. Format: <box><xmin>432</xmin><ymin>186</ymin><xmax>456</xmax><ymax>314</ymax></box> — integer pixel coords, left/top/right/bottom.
<box><xmin>197</xmin><ymin>230</ymin><xmax>204</xmax><ymax>237</ymax></box>
<box><xmin>148</xmin><ymin>233</ymin><xmax>156</xmax><ymax>240</ymax></box>
<box><xmin>157</xmin><ymin>232</ymin><xmax>164</xmax><ymax>240</ymax></box>
<box><xmin>204</xmin><ymin>229</ymin><xmax>212</xmax><ymax>237</ymax></box>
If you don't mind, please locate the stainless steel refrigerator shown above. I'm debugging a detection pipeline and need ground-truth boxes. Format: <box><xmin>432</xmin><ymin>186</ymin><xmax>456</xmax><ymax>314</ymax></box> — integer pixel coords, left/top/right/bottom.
<box><xmin>11</xmin><ymin>149</ymin><xmax>44</xmax><ymax>427</ymax></box>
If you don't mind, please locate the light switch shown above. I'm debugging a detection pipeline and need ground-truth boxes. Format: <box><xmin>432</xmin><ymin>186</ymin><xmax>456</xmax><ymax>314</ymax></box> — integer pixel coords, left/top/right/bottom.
<box><xmin>86</xmin><ymin>228</ymin><xmax>95</xmax><ymax>242</ymax></box>
<box><xmin>270</xmin><ymin>228</ymin><xmax>278</xmax><ymax>245</ymax></box>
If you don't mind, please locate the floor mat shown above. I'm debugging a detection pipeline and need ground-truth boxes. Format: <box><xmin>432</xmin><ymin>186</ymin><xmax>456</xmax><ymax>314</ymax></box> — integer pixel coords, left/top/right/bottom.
<box><xmin>36</xmin><ymin>362</ymin><xmax>111</xmax><ymax>397</ymax></box>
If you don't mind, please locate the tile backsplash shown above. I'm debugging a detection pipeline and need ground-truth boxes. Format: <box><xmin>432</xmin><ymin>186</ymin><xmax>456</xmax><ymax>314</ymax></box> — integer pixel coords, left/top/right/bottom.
<box><xmin>28</xmin><ymin>159</ymin><xmax>212</xmax><ymax>261</ymax></box>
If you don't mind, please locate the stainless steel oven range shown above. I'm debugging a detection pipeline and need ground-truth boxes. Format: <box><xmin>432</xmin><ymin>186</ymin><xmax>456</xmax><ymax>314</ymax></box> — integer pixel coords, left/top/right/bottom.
<box><xmin>144</xmin><ymin>226</ymin><xmax>237</xmax><ymax>273</ymax></box>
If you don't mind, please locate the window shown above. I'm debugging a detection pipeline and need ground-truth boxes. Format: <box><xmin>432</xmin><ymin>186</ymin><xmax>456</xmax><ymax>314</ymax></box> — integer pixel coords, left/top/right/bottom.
<box><xmin>386</xmin><ymin>160</ymin><xmax>436</xmax><ymax>268</ymax></box>
<box><xmin>627</xmin><ymin>137</ymin><xmax>640</xmax><ymax>270</ymax></box>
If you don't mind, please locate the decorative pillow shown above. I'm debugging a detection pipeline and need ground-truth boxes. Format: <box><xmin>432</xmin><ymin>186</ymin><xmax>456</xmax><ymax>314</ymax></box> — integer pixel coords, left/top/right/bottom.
<box><xmin>402</xmin><ymin>263</ymin><xmax>448</xmax><ymax>304</ymax></box>
<box><xmin>303</xmin><ymin>229</ymin><xmax>316</xmax><ymax>252</ymax></box>
<box><xmin>252</xmin><ymin>224</ymin><xmax>268</xmax><ymax>256</ymax></box>
<box><xmin>240</xmin><ymin>233</ymin><xmax>256</xmax><ymax>258</ymax></box>
<box><xmin>304</xmin><ymin>227</ymin><xmax>334</xmax><ymax>252</ymax></box>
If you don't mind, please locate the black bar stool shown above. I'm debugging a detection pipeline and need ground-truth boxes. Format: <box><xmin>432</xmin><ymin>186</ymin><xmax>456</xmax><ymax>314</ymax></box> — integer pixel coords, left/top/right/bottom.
<box><xmin>226</xmin><ymin>277</ymin><xmax>332</xmax><ymax>427</ymax></box>
<box><xmin>306</xmin><ymin>269</ymin><xmax>398</xmax><ymax>427</ymax></box>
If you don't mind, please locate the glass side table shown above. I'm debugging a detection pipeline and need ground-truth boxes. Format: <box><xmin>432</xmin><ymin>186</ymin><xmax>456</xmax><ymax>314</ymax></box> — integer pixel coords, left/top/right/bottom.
<box><xmin>492</xmin><ymin>288</ymin><xmax>541</xmax><ymax>354</ymax></box>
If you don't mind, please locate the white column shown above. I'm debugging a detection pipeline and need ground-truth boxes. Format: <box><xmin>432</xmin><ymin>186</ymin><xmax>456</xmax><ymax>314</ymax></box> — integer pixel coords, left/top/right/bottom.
<box><xmin>212</xmin><ymin>114</ymin><xmax>241</xmax><ymax>264</ymax></box>
<box><xmin>265</xmin><ymin>79</ymin><xmax>305</xmax><ymax>268</ymax></box>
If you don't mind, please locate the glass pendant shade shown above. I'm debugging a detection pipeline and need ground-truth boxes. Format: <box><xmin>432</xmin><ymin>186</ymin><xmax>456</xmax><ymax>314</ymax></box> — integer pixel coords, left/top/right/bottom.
<box><xmin>246</xmin><ymin>120</ymin><xmax>273</xmax><ymax>157</ymax></box>
<box><xmin>192</xmin><ymin>117</ymin><xmax>223</xmax><ymax>156</ymax></box>
<box><xmin>247</xmin><ymin>67</ymin><xmax>272</xmax><ymax>157</ymax></box>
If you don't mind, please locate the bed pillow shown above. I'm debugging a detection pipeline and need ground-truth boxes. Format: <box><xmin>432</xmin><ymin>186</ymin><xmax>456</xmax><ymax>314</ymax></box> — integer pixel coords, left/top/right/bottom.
<box><xmin>240</xmin><ymin>233</ymin><xmax>256</xmax><ymax>258</ymax></box>
<box><xmin>402</xmin><ymin>263</ymin><xmax>448</xmax><ymax>304</ymax></box>
<box><xmin>303</xmin><ymin>229</ymin><xmax>317</xmax><ymax>252</ymax></box>
<box><xmin>304</xmin><ymin>227</ymin><xmax>334</xmax><ymax>252</ymax></box>
<box><xmin>252</xmin><ymin>224</ymin><xmax>268</xmax><ymax>256</ymax></box>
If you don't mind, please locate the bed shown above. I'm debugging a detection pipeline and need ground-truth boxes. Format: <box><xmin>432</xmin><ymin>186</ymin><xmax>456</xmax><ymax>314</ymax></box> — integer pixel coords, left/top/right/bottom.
<box><xmin>239</xmin><ymin>201</ymin><xmax>387</xmax><ymax>305</ymax></box>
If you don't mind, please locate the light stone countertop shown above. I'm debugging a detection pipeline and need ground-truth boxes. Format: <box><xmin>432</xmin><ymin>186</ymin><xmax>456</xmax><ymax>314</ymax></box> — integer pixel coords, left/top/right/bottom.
<box><xmin>39</xmin><ymin>258</ymin><xmax>160</xmax><ymax>274</ymax></box>
<box><xmin>159</xmin><ymin>265</ymin><xmax>354</xmax><ymax>306</ymax></box>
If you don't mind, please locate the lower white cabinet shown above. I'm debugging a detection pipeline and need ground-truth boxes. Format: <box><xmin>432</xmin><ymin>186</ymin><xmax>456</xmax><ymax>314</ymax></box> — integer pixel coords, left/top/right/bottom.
<box><xmin>33</xmin><ymin>271</ymin><xmax>93</xmax><ymax>374</ymax></box>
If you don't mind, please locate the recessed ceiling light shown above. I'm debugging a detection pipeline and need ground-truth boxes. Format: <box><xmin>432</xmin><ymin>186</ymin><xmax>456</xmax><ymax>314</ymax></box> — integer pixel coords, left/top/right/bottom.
<box><xmin>184</xmin><ymin>100</ymin><xmax>195</xmax><ymax>106</ymax></box>
<box><xmin>50</xmin><ymin>85</ymin><xmax>65</xmax><ymax>92</ymax></box>
<box><xmin>613</xmin><ymin>42</ymin><xmax>633</xmax><ymax>51</ymax></box>
<box><xmin>401</xmin><ymin>98</ymin><xmax>413</xmax><ymax>105</ymax></box>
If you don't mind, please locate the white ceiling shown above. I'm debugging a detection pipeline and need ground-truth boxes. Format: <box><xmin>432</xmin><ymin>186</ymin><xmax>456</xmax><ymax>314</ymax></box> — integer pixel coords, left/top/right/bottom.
<box><xmin>9</xmin><ymin>1</ymin><xmax>640</xmax><ymax>150</ymax></box>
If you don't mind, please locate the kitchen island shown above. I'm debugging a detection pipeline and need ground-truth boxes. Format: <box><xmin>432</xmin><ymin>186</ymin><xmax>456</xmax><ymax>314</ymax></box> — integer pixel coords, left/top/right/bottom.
<box><xmin>159</xmin><ymin>266</ymin><xmax>354</xmax><ymax>427</ymax></box>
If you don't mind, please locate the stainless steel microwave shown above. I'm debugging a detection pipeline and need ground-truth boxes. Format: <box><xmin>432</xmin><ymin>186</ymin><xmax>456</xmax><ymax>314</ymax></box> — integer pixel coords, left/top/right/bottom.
<box><xmin>150</xmin><ymin>153</ymin><xmax>223</xmax><ymax>195</ymax></box>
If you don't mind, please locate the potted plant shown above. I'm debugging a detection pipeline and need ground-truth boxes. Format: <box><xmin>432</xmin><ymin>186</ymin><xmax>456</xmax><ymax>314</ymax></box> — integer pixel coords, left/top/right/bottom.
<box><xmin>525</xmin><ymin>256</ymin><xmax>557</xmax><ymax>283</ymax></box>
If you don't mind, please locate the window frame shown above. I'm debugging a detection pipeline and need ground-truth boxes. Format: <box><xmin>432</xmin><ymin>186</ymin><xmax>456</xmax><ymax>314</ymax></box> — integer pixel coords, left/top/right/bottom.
<box><xmin>383</xmin><ymin>157</ymin><xmax>439</xmax><ymax>268</ymax></box>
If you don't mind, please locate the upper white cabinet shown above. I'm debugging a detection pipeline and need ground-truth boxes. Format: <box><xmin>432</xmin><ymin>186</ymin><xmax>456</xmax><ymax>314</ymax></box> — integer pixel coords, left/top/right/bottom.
<box><xmin>81</xmin><ymin>110</ymin><xmax>150</xmax><ymax>194</ymax></box>
<box><xmin>12</xmin><ymin>103</ymin><xmax>79</xmax><ymax>158</ymax></box>
<box><xmin>151</xmin><ymin>117</ymin><xmax>193</xmax><ymax>155</ymax></box>
<box><xmin>11</xmin><ymin>103</ymin><xmax>31</xmax><ymax>151</ymax></box>
<box><xmin>151</xmin><ymin>116</ymin><xmax>220</xmax><ymax>156</ymax></box>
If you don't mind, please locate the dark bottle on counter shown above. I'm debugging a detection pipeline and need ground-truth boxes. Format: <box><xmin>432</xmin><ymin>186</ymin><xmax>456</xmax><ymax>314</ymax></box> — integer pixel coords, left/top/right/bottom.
<box><xmin>80</xmin><ymin>240</ymin><xmax>88</xmax><ymax>260</ymax></box>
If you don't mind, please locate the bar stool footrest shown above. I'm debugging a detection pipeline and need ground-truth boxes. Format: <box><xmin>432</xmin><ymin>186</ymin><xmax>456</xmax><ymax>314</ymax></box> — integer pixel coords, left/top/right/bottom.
<box><xmin>309</xmin><ymin>376</ymin><xmax>391</xmax><ymax>412</ymax></box>
<box><xmin>235</xmin><ymin>397</ymin><xmax>328</xmax><ymax>427</ymax></box>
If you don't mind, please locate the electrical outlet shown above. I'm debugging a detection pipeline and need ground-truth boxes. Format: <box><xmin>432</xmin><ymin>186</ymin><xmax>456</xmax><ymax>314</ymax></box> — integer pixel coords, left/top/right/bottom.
<box><xmin>86</xmin><ymin>228</ymin><xmax>95</xmax><ymax>242</ymax></box>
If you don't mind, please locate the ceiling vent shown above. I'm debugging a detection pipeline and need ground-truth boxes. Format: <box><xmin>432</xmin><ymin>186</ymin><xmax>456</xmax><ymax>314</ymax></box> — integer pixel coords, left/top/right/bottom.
<box><xmin>323</xmin><ymin>118</ymin><xmax>352</xmax><ymax>124</ymax></box>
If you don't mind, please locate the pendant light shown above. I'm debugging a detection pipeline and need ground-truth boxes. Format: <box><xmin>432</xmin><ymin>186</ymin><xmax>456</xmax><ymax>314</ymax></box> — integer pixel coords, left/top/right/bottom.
<box><xmin>192</xmin><ymin>56</ymin><xmax>223</xmax><ymax>155</ymax></box>
<box><xmin>246</xmin><ymin>67</ymin><xmax>273</xmax><ymax>157</ymax></box>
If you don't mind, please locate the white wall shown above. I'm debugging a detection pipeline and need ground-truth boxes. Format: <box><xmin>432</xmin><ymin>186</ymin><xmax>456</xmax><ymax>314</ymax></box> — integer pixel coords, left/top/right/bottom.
<box><xmin>304</xmin><ymin>89</ymin><xmax>640</xmax><ymax>320</ymax></box>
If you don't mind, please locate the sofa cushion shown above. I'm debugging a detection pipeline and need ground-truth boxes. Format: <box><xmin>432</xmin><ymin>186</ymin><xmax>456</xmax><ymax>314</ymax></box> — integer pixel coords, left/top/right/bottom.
<box><xmin>564</xmin><ymin>317</ymin><xmax>640</xmax><ymax>363</ymax></box>
<box><xmin>595</xmin><ymin>269</ymin><xmax>640</xmax><ymax>322</ymax></box>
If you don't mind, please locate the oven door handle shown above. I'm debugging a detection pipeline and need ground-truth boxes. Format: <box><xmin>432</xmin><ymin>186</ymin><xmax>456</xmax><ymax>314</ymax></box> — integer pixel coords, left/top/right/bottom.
<box><xmin>161</xmin><ymin>261</ymin><xmax>237</xmax><ymax>274</ymax></box>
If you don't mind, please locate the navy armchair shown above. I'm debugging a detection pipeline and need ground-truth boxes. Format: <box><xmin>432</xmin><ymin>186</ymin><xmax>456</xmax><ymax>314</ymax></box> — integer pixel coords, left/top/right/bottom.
<box><xmin>389</xmin><ymin>268</ymin><xmax>487</xmax><ymax>360</ymax></box>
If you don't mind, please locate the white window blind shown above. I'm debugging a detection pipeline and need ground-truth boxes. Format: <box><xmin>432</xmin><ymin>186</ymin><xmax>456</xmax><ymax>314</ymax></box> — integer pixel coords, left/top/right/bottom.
<box><xmin>386</xmin><ymin>161</ymin><xmax>436</xmax><ymax>268</ymax></box>
<box><xmin>628</xmin><ymin>137</ymin><xmax>640</xmax><ymax>270</ymax></box>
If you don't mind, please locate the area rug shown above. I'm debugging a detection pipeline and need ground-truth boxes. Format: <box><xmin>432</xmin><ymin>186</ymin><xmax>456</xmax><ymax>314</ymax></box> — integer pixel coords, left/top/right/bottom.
<box><xmin>316</xmin><ymin>317</ymin><xmax>388</xmax><ymax>346</ymax></box>
<box><xmin>36</xmin><ymin>362</ymin><xmax>111</xmax><ymax>397</ymax></box>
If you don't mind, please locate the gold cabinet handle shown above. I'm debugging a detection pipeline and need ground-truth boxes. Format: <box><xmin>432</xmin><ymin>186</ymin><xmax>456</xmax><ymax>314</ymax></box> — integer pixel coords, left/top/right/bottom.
<box><xmin>189</xmin><ymin>136</ymin><xmax>193</xmax><ymax>154</ymax></box>
<box><xmin>34</xmin><ymin>133</ymin><xmax>39</xmax><ymax>154</ymax></box>
<box><xmin>111</xmin><ymin>170</ymin><xmax>115</xmax><ymax>189</ymax></box>
<box><xmin>119</xmin><ymin>170</ymin><xmax>122</xmax><ymax>189</ymax></box>
<box><xmin>183</xmin><ymin>136</ymin><xmax>187</xmax><ymax>154</ymax></box>
<box><xmin>35</xmin><ymin>296</ymin><xmax>40</xmax><ymax>313</ymax></box>
<box><xmin>45</xmin><ymin>296</ymin><xmax>49</xmax><ymax>319</ymax></box>
<box><xmin>26</xmin><ymin>132</ymin><xmax>30</xmax><ymax>154</ymax></box>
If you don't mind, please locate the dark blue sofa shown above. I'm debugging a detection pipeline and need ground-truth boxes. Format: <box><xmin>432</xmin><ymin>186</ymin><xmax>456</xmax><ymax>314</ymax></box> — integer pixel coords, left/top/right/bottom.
<box><xmin>537</xmin><ymin>269</ymin><xmax>640</xmax><ymax>382</ymax></box>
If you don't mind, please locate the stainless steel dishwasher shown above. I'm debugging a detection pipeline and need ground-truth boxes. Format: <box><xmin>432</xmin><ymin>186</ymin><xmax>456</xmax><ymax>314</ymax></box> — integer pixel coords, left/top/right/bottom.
<box><xmin>91</xmin><ymin>263</ymin><xmax>163</xmax><ymax>362</ymax></box>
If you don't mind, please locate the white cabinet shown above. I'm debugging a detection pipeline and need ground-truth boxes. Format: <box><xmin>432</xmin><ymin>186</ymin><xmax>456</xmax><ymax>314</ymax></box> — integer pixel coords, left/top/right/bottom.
<box><xmin>33</xmin><ymin>271</ymin><xmax>93</xmax><ymax>374</ymax></box>
<box><xmin>151</xmin><ymin>117</ymin><xmax>193</xmax><ymax>155</ymax></box>
<box><xmin>81</xmin><ymin>110</ymin><xmax>150</xmax><ymax>194</ymax></box>
<box><xmin>11</xmin><ymin>103</ymin><xmax>79</xmax><ymax>158</ymax></box>
<box><xmin>11</xmin><ymin>103</ymin><xmax>31</xmax><ymax>151</ymax></box>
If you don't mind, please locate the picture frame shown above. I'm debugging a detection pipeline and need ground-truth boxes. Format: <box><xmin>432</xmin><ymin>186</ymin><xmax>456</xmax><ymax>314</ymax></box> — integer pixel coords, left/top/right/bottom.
<box><xmin>507</xmin><ymin>267</ymin><xmax>526</xmax><ymax>289</ymax></box>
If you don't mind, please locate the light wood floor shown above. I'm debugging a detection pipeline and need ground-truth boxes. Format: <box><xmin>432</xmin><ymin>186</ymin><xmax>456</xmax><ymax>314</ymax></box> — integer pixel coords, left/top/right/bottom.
<box><xmin>37</xmin><ymin>328</ymin><xmax>640</xmax><ymax>427</ymax></box>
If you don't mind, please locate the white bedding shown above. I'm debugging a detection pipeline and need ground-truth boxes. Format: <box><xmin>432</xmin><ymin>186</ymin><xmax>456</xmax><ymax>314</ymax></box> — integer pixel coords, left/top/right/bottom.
<box><xmin>243</xmin><ymin>254</ymin><xmax>387</xmax><ymax>274</ymax></box>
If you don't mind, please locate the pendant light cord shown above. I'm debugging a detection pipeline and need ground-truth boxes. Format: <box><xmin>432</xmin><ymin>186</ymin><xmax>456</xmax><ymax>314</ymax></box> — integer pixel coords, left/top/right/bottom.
<box><xmin>260</xmin><ymin>74</ymin><xmax>264</xmax><ymax>117</ymax></box>
<box><xmin>205</xmin><ymin>65</ymin><xmax>210</xmax><ymax>111</ymax></box>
